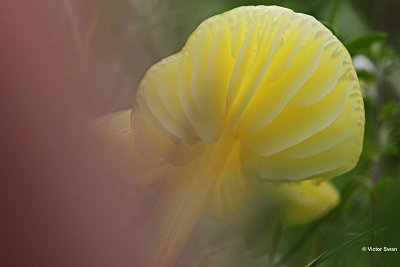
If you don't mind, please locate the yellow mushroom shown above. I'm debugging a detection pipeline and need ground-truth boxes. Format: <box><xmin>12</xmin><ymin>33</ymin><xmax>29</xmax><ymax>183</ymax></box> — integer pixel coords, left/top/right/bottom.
<box><xmin>95</xmin><ymin>5</ymin><xmax>364</xmax><ymax>267</ymax></box>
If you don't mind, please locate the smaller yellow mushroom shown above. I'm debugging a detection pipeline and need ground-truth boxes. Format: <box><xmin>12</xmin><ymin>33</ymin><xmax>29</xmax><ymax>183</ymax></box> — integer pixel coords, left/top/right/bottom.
<box><xmin>207</xmin><ymin>174</ymin><xmax>340</xmax><ymax>226</ymax></box>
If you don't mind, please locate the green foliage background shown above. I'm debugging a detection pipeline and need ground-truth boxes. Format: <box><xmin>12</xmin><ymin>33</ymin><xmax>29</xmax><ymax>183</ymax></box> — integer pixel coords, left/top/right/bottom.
<box><xmin>92</xmin><ymin>0</ymin><xmax>400</xmax><ymax>266</ymax></box>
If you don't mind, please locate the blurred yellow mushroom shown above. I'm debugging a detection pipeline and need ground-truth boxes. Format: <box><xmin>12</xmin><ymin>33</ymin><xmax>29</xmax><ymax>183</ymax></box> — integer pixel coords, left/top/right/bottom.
<box><xmin>95</xmin><ymin>110</ymin><xmax>340</xmax><ymax>224</ymax></box>
<box><xmin>95</xmin><ymin>5</ymin><xmax>364</xmax><ymax>267</ymax></box>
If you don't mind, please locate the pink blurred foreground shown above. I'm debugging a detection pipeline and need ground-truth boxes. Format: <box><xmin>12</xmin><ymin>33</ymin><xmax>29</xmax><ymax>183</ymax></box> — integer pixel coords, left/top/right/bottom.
<box><xmin>0</xmin><ymin>1</ymin><xmax>143</xmax><ymax>266</ymax></box>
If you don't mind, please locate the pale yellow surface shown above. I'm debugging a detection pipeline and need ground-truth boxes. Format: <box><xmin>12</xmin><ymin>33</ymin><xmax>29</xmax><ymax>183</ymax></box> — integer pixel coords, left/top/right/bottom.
<box><xmin>132</xmin><ymin>6</ymin><xmax>364</xmax><ymax>182</ymax></box>
<box><xmin>97</xmin><ymin>6</ymin><xmax>365</xmax><ymax>267</ymax></box>
<box><xmin>94</xmin><ymin>110</ymin><xmax>340</xmax><ymax>225</ymax></box>
<box><xmin>260</xmin><ymin>180</ymin><xmax>340</xmax><ymax>225</ymax></box>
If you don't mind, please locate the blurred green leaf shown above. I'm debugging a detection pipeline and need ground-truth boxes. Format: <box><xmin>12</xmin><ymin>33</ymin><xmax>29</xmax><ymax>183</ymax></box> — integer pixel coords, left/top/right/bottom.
<box><xmin>357</xmin><ymin>69</ymin><xmax>377</xmax><ymax>82</ymax></box>
<box><xmin>320</xmin><ymin>20</ymin><xmax>337</xmax><ymax>36</ymax></box>
<box><xmin>304</xmin><ymin>223</ymin><xmax>386</xmax><ymax>267</ymax></box>
<box><xmin>372</xmin><ymin>176</ymin><xmax>393</xmax><ymax>197</ymax></box>
<box><xmin>304</xmin><ymin>251</ymin><xmax>327</xmax><ymax>267</ymax></box>
<box><xmin>380</xmin><ymin>102</ymin><xmax>400</xmax><ymax>119</ymax></box>
<box><xmin>345</xmin><ymin>32</ymin><xmax>388</xmax><ymax>55</ymax></box>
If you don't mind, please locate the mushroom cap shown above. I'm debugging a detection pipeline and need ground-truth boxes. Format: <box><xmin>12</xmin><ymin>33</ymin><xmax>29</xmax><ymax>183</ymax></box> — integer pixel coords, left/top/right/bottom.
<box><xmin>132</xmin><ymin>5</ymin><xmax>365</xmax><ymax>182</ymax></box>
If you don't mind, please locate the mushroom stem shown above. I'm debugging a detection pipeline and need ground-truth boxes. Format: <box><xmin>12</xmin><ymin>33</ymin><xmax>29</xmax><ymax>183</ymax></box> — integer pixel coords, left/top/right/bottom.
<box><xmin>137</xmin><ymin>138</ymin><xmax>239</xmax><ymax>267</ymax></box>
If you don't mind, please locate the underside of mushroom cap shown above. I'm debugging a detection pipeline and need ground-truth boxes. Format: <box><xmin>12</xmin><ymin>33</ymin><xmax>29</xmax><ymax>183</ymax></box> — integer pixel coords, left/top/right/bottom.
<box><xmin>132</xmin><ymin>5</ymin><xmax>365</xmax><ymax>181</ymax></box>
<box><xmin>93</xmin><ymin>109</ymin><xmax>340</xmax><ymax>225</ymax></box>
